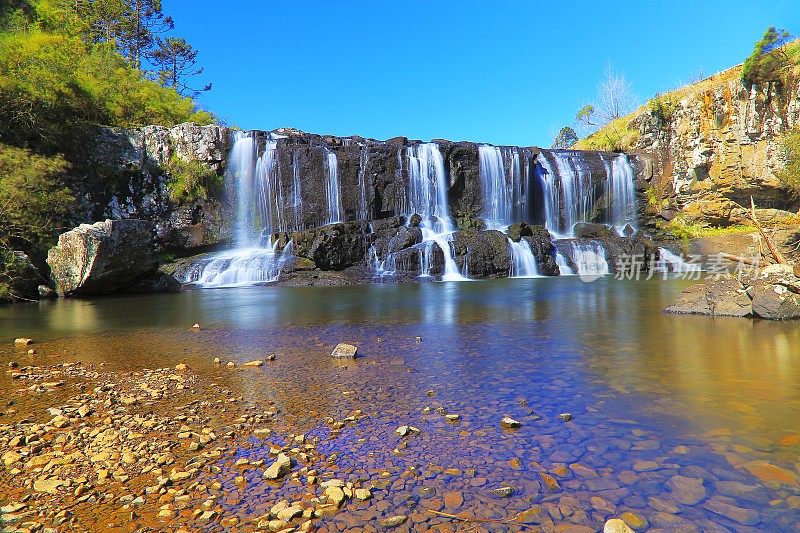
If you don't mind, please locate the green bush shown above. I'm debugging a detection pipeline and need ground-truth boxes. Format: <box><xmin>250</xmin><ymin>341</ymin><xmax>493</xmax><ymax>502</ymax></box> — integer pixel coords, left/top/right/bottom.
<box><xmin>648</xmin><ymin>93</ymin><xmax>679</xmax><ymax>125</ymax></box>
<box><xmin>166</xmin><ymin>155</ymin><xmax>222</xmax><ymax>203</ymax></box>
<box><xmin>574</xmin><ymin>117</ymin><xmax>640</xmax><ymax>152</ymax></box>
<box><xmin>776</xmin><ymin>129</ymin><xmax>800</xmax><ymax>197</ymax></box>
<box><xmin>741</xmin><ymin>27</ymin><xmax>793</xmax><ymax>86</ymax></box>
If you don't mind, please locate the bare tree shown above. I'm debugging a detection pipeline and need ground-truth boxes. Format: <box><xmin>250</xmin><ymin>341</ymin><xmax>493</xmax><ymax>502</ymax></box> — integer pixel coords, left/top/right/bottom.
<box><xmin>596</xmin><ymin>64</ymin><xmax>636</xmax><ymax>123</ymax></box>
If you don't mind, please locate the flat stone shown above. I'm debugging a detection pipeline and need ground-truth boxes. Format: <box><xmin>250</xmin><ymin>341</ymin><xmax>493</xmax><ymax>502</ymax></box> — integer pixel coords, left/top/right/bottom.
<box><xmin>443</xmin><ymin>491</ymin><xmax>463</xmax><ymax>508</ymax></box>
<box><xmin>558</xmin><ymin>412</ymin><xmax>573</xmax><ymax>421</ymax></box>
<box><xmin>324</xmin><ymin>486</ymin><xmax>345</xmax><ymax>507</ymax></box>
<box><xmin>604</xmin><ymin>519</ymin><xmax>635</xmax><ymax>533</ymax></box>
<box><xmin>33</xmin><ymin>478</ymin><xmax>65</xmax><ymax>494</ymax></box>
<box><xmin>619</xmin><ymin>511</ymin><xmax>648</xmax><ymax>530</ymax></box>
<box><xmin>263</xmin><ymin>453</ymin><xmax>292</xmax><ymax>480</ymax></box>
<box><xmin>743</xmin><ymin>460</ymin><xmax>798</xmax><ymax>486</ymax></box>
<box><xmin>175</xmin><ymin>363</ymin><xmax>188</xmax><ymax>371</ymax></box>
<box><xmin>14</xmin><ymin>338</ymin><xmax>33</xmax><ymax>346</ymax></box>
<box><xmin>633</xmin><ymin>460</ymin><xmax>660</xmax><ymax>472</ymax></box>
<box><xmin>379</xmin><ymin>515</ymin><xmax>407</xmax><ymax>528</ymax></box>
<box><xmin>331</xmin><ymin>343</ymin><xmax>357</xmax><ymax>358</ymax></box>
<box><xmin>276</xmin><ymin>505</ymin><xmax>303</xmax><ymax>522</ymax></box>
<box><xmin>243</xmin><ymin>360</ymin><xmax>264</xmax><ymax>367</ymax></box>
<box><xmin>501</xmin><ymin>416</ymin><xmax>521</xmax><ymax>428</ymax></box>
<box><xmin>667</xmin><ymin>474</ymin><xmax>706</xmax><ymax>505</ymax></box>
<box><xmin>354</xmin><ymin>488</ymin><xmax>372</xmax><ymax>500</ymax></box>
<box><xmin>490</xmin><ymin>486</ymin><xmax>514</xmax><ymax>497</ymax></box>
<box><xmin>703</xmin><ymin>496</ymin><xmax>759</xmax><ymax>525</ymax></box>
<box><xmin>2</xmin><ymin>450</ymin><xmax>22</xmax><ymax>466</ymax></box>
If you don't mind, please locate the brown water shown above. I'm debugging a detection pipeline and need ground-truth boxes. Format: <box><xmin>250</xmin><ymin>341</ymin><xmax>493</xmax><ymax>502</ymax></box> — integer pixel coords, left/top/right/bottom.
<box><xmin>2</xmin><ymin>277</ymin><xmax>800</xmax><ymax>531</ymax></box>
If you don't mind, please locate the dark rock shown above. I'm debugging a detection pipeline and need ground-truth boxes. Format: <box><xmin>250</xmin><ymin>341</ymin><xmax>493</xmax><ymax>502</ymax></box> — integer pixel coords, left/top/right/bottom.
<box><xmin>2</xmin><ymin>252</ymin><xmax>47</xmax><ymax>301</ymax></box>
<box><xmin>453</xmin><ymin>230</ymin><xmax>510</xmax><ymax>278</ymax></box>
<box><xmin>292</xmin><ymin>222</ymin><xmax>370</xmax><ymax>271</ymax></box>
<box><xmin>748</xmin><ymin>278</ymin><xmax>800</xmax><ymax>320</ymax></box>
<box><xmin>521</xmin><ymin>226</ymin><xmax>560</xmax><ymax>276</ymax></box>
<box><xmin>507</xmin><ymin>222</ymin><xmax>533</xmax><ymax>242</ymax></box>
<box><xmin>666</xmin><ymin>278</ymin><xmax>752</xmax><ymax>317</ymax></box>
<box><xmin>129</xmin><ymin>273</ymin><xmax>181</xmax><ymax>294</ymax></box>
<box><xmin>392</xmin><ymin>243</ymin><xmax>445</xmax><ymax>276</ymax></box>
<box><xmin>409</xmin><ymin>213</ymin><xmax>422</xmax><ymax>227</ymax></box>
<box><xmin>46</xmin><ymin>219</ymin><xmax>158</xmax><ymax>297</ymax></box>
<box><xmin>573</xmin><ymin>222</ymin><xmax>618</xmax><ymax>240</ymax></box>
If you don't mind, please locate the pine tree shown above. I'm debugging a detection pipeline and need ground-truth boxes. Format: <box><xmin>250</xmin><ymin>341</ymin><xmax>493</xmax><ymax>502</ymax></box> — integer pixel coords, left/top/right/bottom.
<box><xmin>150</xmin><ymin>36</ymin><xmax>211</xmax><ymax>96</ymax></box>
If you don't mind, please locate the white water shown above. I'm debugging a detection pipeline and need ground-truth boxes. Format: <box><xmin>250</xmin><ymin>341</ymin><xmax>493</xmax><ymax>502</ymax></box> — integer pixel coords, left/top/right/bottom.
<box><xmin>357</xmin><ymin>146</ymin><xmax>369</xmax><ymax>220</ymax></box>
<box><xmin>509</xmin><ymin>239</ymin><xmax>540</xmax><ymax>278</ymax></box>
<box><xmin>185</xmin><ymin>133</ymin><xmax>292</xmax><ymax>288</ymax></box>
<box><xmin>323</xmin><ymin>148</ymin><xmax>342</xmax><ymax>224</ymax></box>
<box><xmin>604</xmin><ymin>153</ymin><xmax>637</xmax><ymax>230</ymax></box>
<box><xmin>552</xmin><ymin>151</ymin><xmax>593</xmax><ymax>236</ymax></box>
<box><xmin>658</xmin><ymin>247</ymin><xmax>701</xmax><ymax>272</ymax></box>
<box><xmin>535</xmin><ymin>153</ymin><xmax>562</xmax><ymax>236</ymax></box>
<box><xmin>406</xmin><ymin>143</ymin><xmax>466</xmax><ymax>281</ymax></box>
<box><xmin>555</xmin><ymin>250</ymin><xmax>575</xmax><ymax>275</ymax></box>
<box><xmin>566</xmin><ymin>240</ymin><xmax>610</xmax><ymax>278</ymax></box>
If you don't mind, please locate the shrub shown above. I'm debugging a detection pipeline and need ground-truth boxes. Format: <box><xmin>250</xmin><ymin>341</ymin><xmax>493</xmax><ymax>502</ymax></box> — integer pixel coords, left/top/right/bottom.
<box><xmin>574</xmin><ymin>117</ymin><xmax>640</xmax><ymax>152</ymax></box>
<box><xmin>166</xmin><ymin>155</ymin><xmax>222</xmax><ymax>203</ymax></box>
<box><xmin>648</xmin><ymin>93</ymin><xmax>679</xmax><ymax>125</ymax></box>
<box><xmin>741</xmin><ymin>27</ymin><xmax>793</xmax><ymax>86</ymax></box>
<box><xmin>776</xmin><ymin>129</ymin><xmax>800</xmax><ymax>198</ymax></box>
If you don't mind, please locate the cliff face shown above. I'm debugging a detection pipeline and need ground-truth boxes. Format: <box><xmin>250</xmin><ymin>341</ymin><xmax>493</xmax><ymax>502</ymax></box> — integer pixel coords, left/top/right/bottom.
<box><xmin>91</xmin><ymin>124</ymin><xmax>642</xmax><ymax>254</ymax></box>
<box><xmin>629</xmin><ymin>67</ymin><xmax>800</xmax><ymax>225</ymax></box>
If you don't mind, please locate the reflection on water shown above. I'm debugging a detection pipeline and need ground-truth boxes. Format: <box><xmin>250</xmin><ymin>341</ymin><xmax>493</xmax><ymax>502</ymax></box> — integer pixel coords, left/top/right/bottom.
<box><xmin>3</xmin><ymin>277</ymin><xmax>800</xmax><ymax>529</ymax></box>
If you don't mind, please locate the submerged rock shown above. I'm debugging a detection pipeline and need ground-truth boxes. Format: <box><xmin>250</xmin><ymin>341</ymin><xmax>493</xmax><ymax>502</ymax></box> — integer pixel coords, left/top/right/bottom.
<box><xmin>46</xmin><ymin>219</ymin><xmax>160</xmax><ymax>297</ymax></box>
<box><xmin>604</xmin><ymin>518</ymin><xmax>635</xmax><ymax>533</ymax></box>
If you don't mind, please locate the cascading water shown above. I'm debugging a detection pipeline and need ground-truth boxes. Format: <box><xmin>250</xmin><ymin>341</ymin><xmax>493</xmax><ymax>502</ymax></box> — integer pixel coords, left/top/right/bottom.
<box><xmin>183</xmin><ymin>132</ymin><xmax>292</xmax><ymax>288</ymax></box>
<box><xmin>657</xmin><ymin>247</ymin><xmax>701</xmax><ymax>273</ymax></box>
<box><xmin>479</xmin><ymin>145</ymin><xmax>538</xmax><ymax>277</ymax></box>
<box><xmin>404</xmin><ymin>143</ymin><xmax>466</xmax><ymax>281</ymax></box>
<box><xmin>508</xmin><ymin>240</ymin><xmax>540</xmax><ymax>278</ymax></box>
<box><xmin>551</xmin><ymin>151</ymin><xmax>594</xmax><ymax>235</ymax></box>
<box><xmin>323</xmin><ymin>147</ymin><xmax>342</xmax><ymax>224</ymax></box>
<box><xmin>604</xmin><ymin>153</ymin><xmax>637</xmax><ymax>230</ymax></box>
<box><xmin>534</xmin><ymin>153</ymin><xmax>561</xmax><ymax>236</ymax></box>
<box><xmin>560</xmin><ymin>240</ymin><xmax>610</xmax><ymax>278</ymax></box>
<box><xmin>357</xmin><ymin>146</ymin><xmax>369</xmax><ymax>221</ymax></box>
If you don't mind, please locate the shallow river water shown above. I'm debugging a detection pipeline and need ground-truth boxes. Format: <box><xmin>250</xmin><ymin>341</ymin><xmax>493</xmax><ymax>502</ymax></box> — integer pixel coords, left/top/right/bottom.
<box><xmin>2</xmin><ymin>277</ymin><xmax>800</xmax><ymax>531</ymax></box>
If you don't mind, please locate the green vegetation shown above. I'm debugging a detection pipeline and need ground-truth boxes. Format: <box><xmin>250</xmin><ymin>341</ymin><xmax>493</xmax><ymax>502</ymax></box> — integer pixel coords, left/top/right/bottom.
<box><xmin>776</xmin><ymin>128</ymin><xmax>800</xmax><ymax>198</ymax></box>
<box><xmin>166</xmin><ymin>155</ymin><xmax>222</xmax><ymax>203</ymax></box>
<box><xmin>573</xmin><ymin>116</ymin><xmax>640</xmax><ymax>152</ymax></box>
<box><xmin>741</xmin><ymin>27</ymin><xmax>793</xmax><ymax>86</ymax></box>
<box><xmin>551</xmin><ymin>126</ymin><xmax>578</xmax><ymax>149</ymax></box>
<box><xmin>647</xmin><ymin>93</ymin><xmax>679</xmax><ymax>126</ymax></box>
<box><xmin>665</xmin><ymin>215</ymin><xmax>756</xmax><ymax>240</ymax></box>
<box><xmin>0</xmin><ymin>0</ymin><xmax>215</xmax><ymax>299</ymax></box>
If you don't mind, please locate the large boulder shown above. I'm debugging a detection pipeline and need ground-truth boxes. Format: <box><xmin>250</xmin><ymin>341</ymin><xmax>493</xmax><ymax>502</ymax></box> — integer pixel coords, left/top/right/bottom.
<box><xmin>666</xmin><ymin>278</ymin><xmax>752</xmax><ymax>317</ymax></box>
<box><xmin>291</xmin><ymin>222</ymin><xmax>370</xmax><ymax>271</ymax></box>
<box><xmin>46</xmin><ymin>219</ymin><xmax>161</xmax><ymax>296</ymax></box>
<box><xmin>452</xmin><ymin>230</ymin><xmax>510</xmax><ymax>278</ymax></box>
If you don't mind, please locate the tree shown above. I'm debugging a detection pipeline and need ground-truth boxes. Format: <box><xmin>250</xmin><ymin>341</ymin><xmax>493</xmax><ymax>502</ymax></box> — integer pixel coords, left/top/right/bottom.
<box><xmin>552</xmin><ymin>126</ymin><xmax>578</xmax><ymax>149</ymax></box>
<box><xmin>741</xmin><ymin>26</ymin><xmax>793</xmax><ymax>86</ymax></box>
<box><xmin>150</xmin><ymin>36</ymin><xmax>211</xmax><ymax>96</ymax></box>
<box><xmin>596</xmin><ymin>64</ymin><xmax>635</xmax><ymax>123</ymax></box>
<box><xmin>576</xmin><ymin>104</ymin><xmax>596</xmax><ymax>127</ymax></box>
<box><xmin>119</xmin><ymin>0</ymin><xmax>173</xmax><ymax>70</ymax></box>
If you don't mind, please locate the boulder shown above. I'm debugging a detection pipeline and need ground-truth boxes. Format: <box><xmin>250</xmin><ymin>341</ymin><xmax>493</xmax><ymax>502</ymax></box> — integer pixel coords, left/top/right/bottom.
<box><xmin>521</xmin><ymin>226</ymin><xmax>559</xmax><ymax>276</ymax></box>
<box><xmin>748</xmin><ymin>278</ymin><xmax>800</xmax><ymax>320</ymax></box>
<box><xmin>666</xmin><ymin>278</ymin><xmax>752</xmax><ymax>317</ymax></box>
<box><xmin>291</xmin><ymin>222</ymin><xmax>369</xmax><ymax>271</ymax></box>
<box><xmin>1</xmin><ymin>252</ymin><xmax>48</xmax><ymax>301</ymax></box>
<box><xmin>46</xmin><ymin>219</ymin><xmax>158</xmax><ymax>296</ymax></box>
<box><xmin>452</xmin><ymin>230</ymin><xmax>510</xmax><ymax>278</ymax></box>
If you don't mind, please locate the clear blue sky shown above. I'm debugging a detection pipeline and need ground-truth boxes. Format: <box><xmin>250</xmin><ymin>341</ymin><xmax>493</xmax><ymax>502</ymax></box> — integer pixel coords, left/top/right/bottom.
<box><xmin>165</xmin><ymin>1</ymin><xmax>799</xmax><ymax>147</ymax></box>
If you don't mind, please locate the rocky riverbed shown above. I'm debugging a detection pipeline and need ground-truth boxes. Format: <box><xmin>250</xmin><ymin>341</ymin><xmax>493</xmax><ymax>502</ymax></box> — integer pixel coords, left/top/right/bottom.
<box><xmin>3</xmin><ymin>281</ymin><xmax>800</xmax><ymax>532</ymax></box>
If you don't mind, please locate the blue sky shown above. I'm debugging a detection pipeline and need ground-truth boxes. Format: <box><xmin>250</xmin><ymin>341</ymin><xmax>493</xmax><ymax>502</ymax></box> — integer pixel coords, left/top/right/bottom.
<box><xmin>166</xmin><ymin>1</ymin><xmax>799</xmax><ymax>147</ymax></box>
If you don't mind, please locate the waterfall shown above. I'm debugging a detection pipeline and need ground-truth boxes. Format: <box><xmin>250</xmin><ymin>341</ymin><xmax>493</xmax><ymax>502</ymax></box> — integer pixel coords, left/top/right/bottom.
<box><xmin>658</xmin><ymin>247</ymin><xmax>701</xmax><ymax>273</ymax></box>
<box><xmin>291</xmin><ymin>149</ymin><xmax>303</xmax><ymax>229</ymax></box>
<box><xmin>552</xmin><ymin>151</ymin><xmax>594</xmax><ymax>235</ymax></box>
<box><xmin>558</xmin><ymin>240</ymin><xmax>610</xmax><ymax>278</ymax></box>
<box><xmin>357</xmin><ymin>145</ymin><xmax>369</xmax><ymax>220</ymax></box>
<box><xmin>405</xmin><ymin>143</ymin><xmax>466</xmax><ymax>281</ymax></box>
<box><xmin>229</xmin><ymin>131</ymin><xmax>257</xmax><ymax>246</ymax></box>
<box><xmin>555</xmin><ymin>251</ymin><xmax>574</xmax><ymax>275</ymax></box>
<box><xmin>534</xmin><ymin>153</ymin><xmax>562</xmax><ymax>236</ymax></box>
<box><xmin>183</xmin><ymin>132</ymin><xmax>294</xmax><ymax>288</ymax></box>
<box><xmin>604</xmin><ymin>153</ymin><xmax>637</xmax><ymax>230</ymax></box>
<box><xmin>508</xmin><ymin>240</ymin><xmax>539</xmax><ymax>278</ymax></box>
<box><xmin>323</xmin><ymin>148</ymin><xmax>342</xmax><ymax>224</ymax></box>
<box><xmin>479</xmin><ymin>145</ymin><xmax>511</xmax><ymax>229</ymax></box>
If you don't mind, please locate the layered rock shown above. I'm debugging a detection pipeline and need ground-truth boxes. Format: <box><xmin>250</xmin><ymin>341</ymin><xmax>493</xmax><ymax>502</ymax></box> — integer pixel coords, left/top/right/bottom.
<box><xmin>629</xmin><ymin>67</ymin><xmax>800</xmax><ymax>226</ymax></box>
<box><xmin>666</xmin><ymin>264</ymin><xmax>800</xmax><ymax>319</ymax></box>
<box><xmin>46</xmin><ymin>219</ymin><xmax>177</xmax><ymax>296</ymax></box>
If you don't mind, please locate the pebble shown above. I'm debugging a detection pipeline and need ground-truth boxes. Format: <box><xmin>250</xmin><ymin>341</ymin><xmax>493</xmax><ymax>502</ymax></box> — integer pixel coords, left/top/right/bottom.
<box><xmin>604</xmin><ymin>518</ymin><xmax>635</xmax><ymax>533</ymax></box>
<box><xmin>379</xmin><ymin>515</ymin><xmax>407</xmax><ymax>527</ymax></box>
<box><xmin>501</xmin><ymin>416</ymin><xmax>521</xmax><ymax>428</ymax></box>
<box><xmin>263</xmin><ymin>453</ymin><xmax>292</xmax><ymax>480</ymax></box>
<box><xmin>558</xmin><ymin>412</ymin><xmax>573</xmax><ymax>421</ymax></box>
<box><xmin>14</xmin><ymin>338</ymin><xmax>33</xmax><ymax>346</ymax></box>
<box><xmin>331</xmin><ymin>343</ymin><xmax>358</xmax><ymax>358</ymax></box>
<box><xmin>243</xmin><ymin>360</ymin><xmax>264</xmax><ymax>367</ymax></box>
<box><xmin>175</xmin><ymin>363</ymin><xmax>188</xmax><ymax>371</ymax></box>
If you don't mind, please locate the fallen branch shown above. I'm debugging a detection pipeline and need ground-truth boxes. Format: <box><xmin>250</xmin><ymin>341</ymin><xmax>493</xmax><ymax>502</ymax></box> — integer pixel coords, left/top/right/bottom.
<box><xmin>749</xmin><ymin>196</ymin><xmax>787</xmax><ymax>264</ymax></box>
<box><xmin>427</xmin><ymin>509</ymin><xmax>535</xmax><ymax>530</ymax></box>
<box><xmin>717</xmin><ymin>252</ymin><xmax>762</xmax><ymax>267</ymax></box>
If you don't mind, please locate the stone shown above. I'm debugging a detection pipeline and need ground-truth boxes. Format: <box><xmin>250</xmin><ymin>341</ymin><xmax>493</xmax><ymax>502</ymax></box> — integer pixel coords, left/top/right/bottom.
<box><xmin>619</xmin><ymin>511</ymin><xmax>648</xmax><ymax>530</ymax></box>
<box><xmin>243</xmin><ymin>360</ymin><xmax>264</xmax><ymax>367</ymax></box>
<box><xmin>703</xmin><ymin>496</ymin><xmax>759</xmax><ymax>525</ymax></box>
<box><xmin>742</xmin><ymin>460</ymin><xmax>798</xmax><ymax>486</ymax></box>
<box><xmin>666</xmin><ymin>278</ymin><xmax>752</xmax><ymax>317</ymax></box>
<box><xmin>33</xmin><ymin>478</ymin><xmax>66</xmax><ymax>494</ymax></box>
<box><xmin>2</xmin><ymin>450</ymin><xmax>22</xmax><ymax>466</ymax></box>
<box><xmin>276</xmin><ymin>505</ymin><xmax>303</xmax><ymax>522</ymax></box>
<box><xmin>331</xmin><ymin>343</ymin><xmax>358</xmax><ymax>358</ymax></box>
<box><xmin>263</xmin><ymin>453</ymin><xmax>292</xmax><ymax>480</ymax></box>
<box><xmin>395</xmin><ymin>425</ymin><xmax>419</xmax><ymax>436</ymax></box>
<box><xmin>501</xmin><ymin>416</ymin><xmax>521</xmax><ymax>428</ymax></box>
<box><xmin>632</xmin><ymin>460</ymin><xmax>659</xmax><ymax>472</ymax></box>
<box><xmin>354</xmin><ymin>488</ymin><xmax>372</xmax><ymax>500</ymax></box>
<box><xmin>50</xmin><ymin>415</ymin><xmax>70</xmax><ymax>428</ymax></box>
<box><xmin>490</xmin><ymin>486</ymin><xmax>515</xmax><ymax>497</ymax></box>
<box><xmin>558</xmin><ymin>413</ymin><xmax>573</xmax><ymax>421</ymax></box>
<box><xmin>667</xmin><ymin>474</ymin><xmax>707</xmax><ymax>505</ymax></box>
<box><xmin>604</xmin><ymin>518</ymin><xmax>635</xmax><ymax>533</ymax></box>
<box><xmin>445</xmin><ymin>414</ymin><xmax>460</xmax><ymax>421</ymax></box>
<box><xmin>14</xmin><ymin>338</ymin><xmax>33</xmax><ymax>347</ymax></box>
<box><xmin>175</xmin><ymin>363</ymin><xmax>188</xmax><ymax>371</ymax></box>
<box><xmin>324</xmin><ymin>485</ymin><xmax>346</xmax><ymax>507</ymax></box>
<box><xmin>379</xmin><ymin>515</ymin><xmax>407</xmax><ymax>528</ymax></box>
<box><xmin>444</xmin><ymin>491</ymin><xmax>463</xmax><ymax>508</ymax></box>
<box><xmin>46</xmin><ymin>219</ymin><xmax>159</xmax><ymax>296</ymax></box>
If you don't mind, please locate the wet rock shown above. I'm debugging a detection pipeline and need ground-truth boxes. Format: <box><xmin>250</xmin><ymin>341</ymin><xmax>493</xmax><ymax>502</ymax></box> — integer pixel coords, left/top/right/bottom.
<box><xmin>354</xmin><ymin>488</ymin><xmax>372</xmax><ymax>500</ymax></box>
<box><xmin>380</xmin><ymin>515</ymin><xmax>408</xmax><ymax>528</ymax></box>
<box><xmin>558</xmin><ymin>412</ymin><xmax>573</xmax><ymax>421</ymax></box>
<box><xmin>395</xmin><ymin>425</ymin><xmax>419</xmax><ymax>437</ymax></box>
<box><xmin>604</xmin><ymin>518</ymin><xmax>635</xmax><ymax>533</ymax></box>
<box><xmin>703</xmin><ymin>496</ymin><xmax>759</xmax><ymax>525</ymax></box>
<box><xmin>749</xmin><ymin>278</ymin><xmax>800</xmax><ymax>319</ymax></box>
<box><xmin>501</xmin><ymin>416</ymin><xmax>521</xmax><ymax>428</ymax></box>
<box><xmin>331</xmin><ymin>343</ymin><xmax>358</xmax><ymax>358</ymax></box>
<box><xmin>33</xmin><ymin>478</ymin><xmax>66</xmax><ymax>494</ymax></box>
<box><xmin>175</xmin><ymin>363</ymin><xmax>188</xmax><ymax>371</ymax></box>
<box><xmin>742</xmin><ymin>460</ymin><xmax>798</xmax><ymax>486</ymax></box>
<box><xmin>324</xmin><ymin>485</ymin><xmax>346</xmax><ymax>507</ymax></box>
<box><xmin>452</xmin><ymin>229</ymin><xmax>511</xmax><ymax>278</ymax></box>
<box><xmin>243</xmin><ymin>360</ymin><xmax>264</xmax><ymax>367</ymax></box>
<box><xmin>46</xmin><ymin>219</ymin><xmax>159</xmax><ymax>296</ymax></box>
<box><xmin>263</xmin><ymin>453</ymin><xmax>292</xmax><ymax>480</ymax></box>
<box><xmin>443</xmin><ymin>491</ymin><xmax>463</xmax><ymax>508</ymax></box>
<box><xmin>490</xmin><ymin>486</ymin><xmax>515</xmax><ymax>498</ymax></box>
<box><xmin>667</xmin><ymin>474</ymin><xmax>706</xmax><ymax>505</ymax></box>
<box><xmin>619</xmin><ymin>511</ymin><xmax>648</xmax><ymax>530</ymax></box>
<box><xmin>14</xmin><ymin>338</ymin><xmax>33</xmax><ymax>347</ymax></box>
